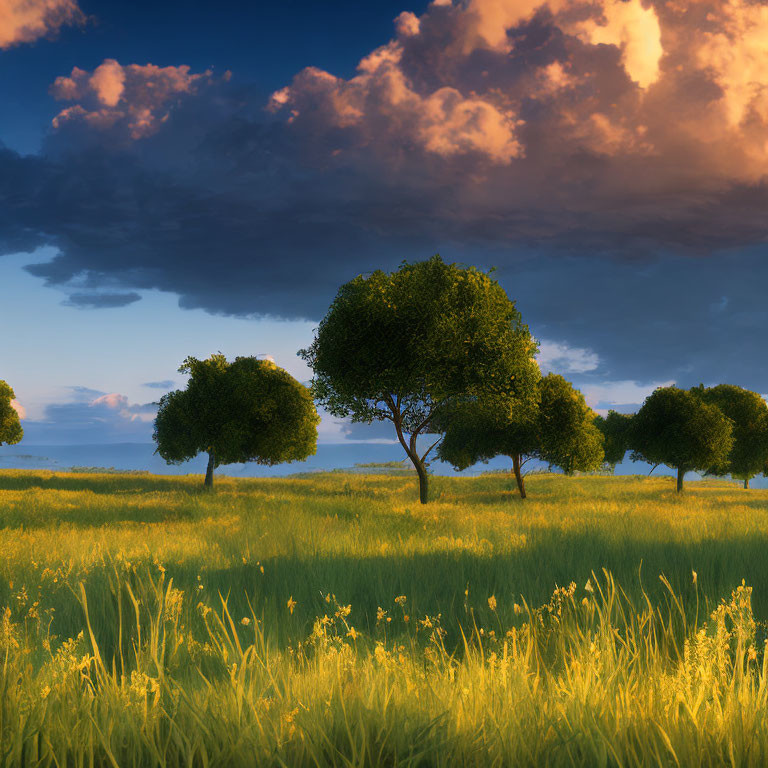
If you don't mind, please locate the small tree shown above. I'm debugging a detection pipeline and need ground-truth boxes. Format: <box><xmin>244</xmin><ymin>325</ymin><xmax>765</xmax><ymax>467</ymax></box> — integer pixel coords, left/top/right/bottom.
<box><xmin>0</xmin><ymin>381</ymin><xmax>23</xmax><ymax>447</ymax></box>
<box><xmin>629</xmin><ymin>386</ymin><xmax>733</xmax><ymax>492</ymax></box>
<box><xmin>690</xmin><ymin>384</ymin><xmax>768</xmax><ymax>489</ymax></box>
<box><xmin>154</xmin><ymin>355</ymin><xmax>319</xmax><ymax>487</ymax></box>
<box><xmin>300</xmin><ymin>256</ymin><xmax>539</xmax><ymax>503</ymax></box>
<box><xmin>438</xmin><ymin>374</ymin><xmax>604</xmax><ymax>498</ymax></box>
<box><xmin>594</xmin><ymin>410</ymin><xmax>633</xmax><ymax>468</ymax></box>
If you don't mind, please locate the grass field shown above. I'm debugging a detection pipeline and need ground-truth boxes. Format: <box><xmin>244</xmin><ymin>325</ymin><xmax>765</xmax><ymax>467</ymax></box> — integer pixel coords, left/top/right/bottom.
<box><xmin>1</xmin><ymin>469</ymin><xmax>768</xmax><ymax>766</ymax></box>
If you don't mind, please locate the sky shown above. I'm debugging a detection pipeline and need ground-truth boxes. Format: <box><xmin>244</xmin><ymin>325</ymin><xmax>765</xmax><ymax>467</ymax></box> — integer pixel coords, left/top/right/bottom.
<box><xmin>2</xmin><ymin>0</ymin><xmax>768</xmax><ymax>450</ymax></box>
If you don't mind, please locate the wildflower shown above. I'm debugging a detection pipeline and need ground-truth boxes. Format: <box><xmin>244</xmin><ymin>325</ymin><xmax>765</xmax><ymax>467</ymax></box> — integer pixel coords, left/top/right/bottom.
<box><xmin>376</xmin><ymin>607</ymin><xmax>387</xmax><ymax>623</ymax></box>
<box><xmin>584</xmin><ymin>579</ymin><xmax>594</xmax><ymax>593</ymax></box>
<box><xmin>287</xmin><ymin>596</ymin><xmax>297</xmax><ymax>615</ymax></box>
<box><xmin>347</xmin><ymin>627</ymin><xmax>359</xmax><ymax>640</ymax></box>
<box><xmin>403</xmin><ymin>614</ymin><xmax>410</xmax><ymax>623</ymax></box>
<box><xmin>197</xmin><ymin>584</ymin><xmax>204</xmax><ymax>591</ymax></box>
<box><xmin>748</xmin><ymin>646</ymin><xmax>758</xmax><ymax>662</ymax></box>
<box><xmin>488</xmin><ymin>595</ymin><xmax>497</xmax><ymax>612</ymax></box>
<box><xmin>692</xmin><ymin>570</ymin><xmax>698</xmax><ymax>585</ymax></box>
<box><xmin>513</xmin><ymin>603</ymin><xmax>522</xmax><ymax>615</ymax></box>
<box><xmin>241</xmin><ymin>617</ymin><xmax>251</xmax><ymax>626</ymax></box>
<box><xmin>40</xmin><ymin>685</ymin><xmax>51</xmax><ymax>700</ymax></box>
<box><xmin>260</xmin><ymin>565</ymin><xmax>265</xmax><ymax>574</ymax></box>
<box><xmin>395</xmin><ymin>595</ymin><xmax>407</xmax><ymax>606</ymax></box>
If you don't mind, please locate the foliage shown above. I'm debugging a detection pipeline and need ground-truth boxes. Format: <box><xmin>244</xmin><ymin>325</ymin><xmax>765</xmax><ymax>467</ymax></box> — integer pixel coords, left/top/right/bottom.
<box><xmin>154</xmin><ymin>355</ymin><xmax>318</xmax><ymax>486</ymax></box>
<box><xmin>0</xmin><ymin>379</ymin><xmax>23</xmax><ymax>447</ymax></box>
<box><xmin>437</xmin><ymin>373</ymin><xmax>604</xmax><ymax>496</ymax></box>
<box><xmin>690</xmin><ymin>384</ymin><xmax>768</xmax><ymax>486</ymax></box>
<box><xmin>594</xmin><ymin>410</ymin><xmax>634</xmax><ymax>467</ymax></box>
<box><xmin>300</xmin><ymin>255</ymin><xmax>538</xmax><ymax>503</ymax></box>
<box><xmin>629</xmin><ymin>386</ymin><xmax>734</xmax><ymax>491</ymax></box>
<box><xmin>0</xmin><ymin>470</ymin><xmax>768</xmax><ymax>765</ymax></box>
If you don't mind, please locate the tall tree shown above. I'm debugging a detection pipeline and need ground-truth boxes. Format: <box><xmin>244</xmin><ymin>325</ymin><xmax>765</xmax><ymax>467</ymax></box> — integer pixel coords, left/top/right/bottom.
<box><xmin>154</xmin><ymin>355</ymin><xmax>318</xmax><ymax>487</ymax></box>
<box><xmin>0</xmin><ymin>381</ymin><xmax>23</xmax><ymax>447</ymax></box>
<box><xmin>629</xmin><ymin>386</ymin><xmax>733</xmax><ymax>492</ymax></box>
<box><xmin>690</xmin><ymin>384</ymin><xmax>768</xmax><ymax>489</ymax></box>
<box><xmin>300</xmin><ymin>256</ymin><xmax>539</xmax><ymax>503</ymax></box>
<box><xmin>438</xmin><ymin>374</ymin><xmax>603</xmax><ymax>498</ymax></box>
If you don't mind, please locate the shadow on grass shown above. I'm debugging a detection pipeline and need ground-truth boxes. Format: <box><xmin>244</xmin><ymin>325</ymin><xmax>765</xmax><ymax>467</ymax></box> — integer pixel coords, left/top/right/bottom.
<box><xmin>13</xmin><ymin>528</ymin><xmax>768</xmax><ymax>661</ymax></box>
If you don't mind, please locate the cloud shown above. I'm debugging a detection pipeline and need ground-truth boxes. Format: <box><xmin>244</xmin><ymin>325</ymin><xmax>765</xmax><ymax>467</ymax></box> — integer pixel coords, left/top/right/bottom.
<box><xmin>6</xmin><ymin>2</ymin><xmax>768</xmax><ymax>391</ymax></box>
<box><xmin>0</xmin><ymin>0</ymin><xmax>83</xmax><ymax>49</ymax></box>
<box><xmin>580</xmin><ymin>378</ymin><xmax>676</xmax><ymax>414</ymax></box>
<box><xmin>50</xmin><ymin>60</ymin><xmax>216</xmax><ymax>141</ymax></box>
<box><xmin>537</xmin><ymin>340</ymin><xmax>599</xmax><ymax>374</ymax></box>
<box><xmin>21</xmin><ymin>387</ymin><xmax>157</xmax><ymax>444</ymax></box>
<box><xmin>143</xmin><ymin>380</ymin><xmax>175</xmax><ymax>390</ymax></box>
<box><xmin>63</xmin><ymin>291</ymin><xmax>142</xmax><ymax>308</ymax></box>
<box><xmin>10</xmin><ymin>399</ymin><xmax>25</xmax><ymax>419</ymax></box>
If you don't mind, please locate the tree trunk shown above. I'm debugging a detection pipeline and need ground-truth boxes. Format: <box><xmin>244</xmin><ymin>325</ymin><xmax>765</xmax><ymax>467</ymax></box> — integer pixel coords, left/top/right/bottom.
<box><xmin>205</xmin><ymin>450</ymin><xmax>215</xmax><ymax>488</ymax></box>
<box><xmin>512</xmin><ymin>453</ymin><xmax>526</xmax><ymax>499</ymax></box>
<box><xmin>744</xmin><ymin>477</ymin><xmax>750</xmax><ymax>490</ymax></box>
<box><xmin>414</xmin><ymin>460</ymin><xmax>429</xmax><ymax>504</ymax></box>
<box><xmin>676</xmin><ymin>467</ymin><xmax>685</xmax><ymax>493</ymax></box>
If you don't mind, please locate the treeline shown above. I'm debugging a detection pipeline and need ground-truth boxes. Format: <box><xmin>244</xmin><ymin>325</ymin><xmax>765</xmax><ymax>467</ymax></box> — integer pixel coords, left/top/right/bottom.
<box><xmin>3</xmin><ymin>256</ymin><xmax>766</xmax><ymax>500</ymax></box>
<box><xmin>599</xmin><ymin>384</ymin><xmax>768</xmax><ymax>492</ymax></box>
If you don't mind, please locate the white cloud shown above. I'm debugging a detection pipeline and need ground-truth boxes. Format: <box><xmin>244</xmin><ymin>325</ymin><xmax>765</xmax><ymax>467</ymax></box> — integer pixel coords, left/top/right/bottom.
<box><xmin>581</xmin><ymin>379</ymin><xmax>676</xmax><ymax>414</ymax></box>
<box><xmin>537</xmin><ymin>340</ymin><xmax>600</xmax><ymax>374</ymax></box>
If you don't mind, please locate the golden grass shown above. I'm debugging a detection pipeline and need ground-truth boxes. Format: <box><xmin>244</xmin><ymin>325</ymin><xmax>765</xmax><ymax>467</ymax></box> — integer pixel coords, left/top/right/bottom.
<box><xmin>1</xmin><ymin>469</ymin><xmax>767</xmax><ymax>765</ymax></box>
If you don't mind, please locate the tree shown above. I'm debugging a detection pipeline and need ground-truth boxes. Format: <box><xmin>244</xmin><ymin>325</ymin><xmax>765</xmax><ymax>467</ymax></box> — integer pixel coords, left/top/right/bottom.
<box><xmin>0</xmin><ymin>381</ymin><xmax>23</xmax><ymax>447</ymax></box>
<box><xmin>629</xmin><ymin>386</ymin><xmax>733</xmax><ymax>492</ymax></box>
<box><xmin>300</xmin><ymin>256</ymin><xmax>539</xmax><ymax>503</ymax></box>
<box><xmin>594</xmin><ymin>410</ymin><xmax>633</xmax><ymax>468</ymax></box>
<box><xmin>154</xmin><ymin>355</ymin><xmax>319</xmax><ymax>487</ymax></box>
<box><xmin>690</xmin><ymin>384</ymin><xmax>768</xmax><ymax>489</ymax></box>
<box><xmin>437</xmin><ymin>373</ymin><xmax>604</xmax><ymax>498</ymax></box>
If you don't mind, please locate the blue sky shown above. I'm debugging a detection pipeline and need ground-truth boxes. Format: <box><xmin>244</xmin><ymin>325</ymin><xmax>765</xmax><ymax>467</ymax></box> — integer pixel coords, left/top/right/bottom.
<box><xmin>3</xmin><ymin>0</ymin><xmax>768</xmax><ymax>448</ymax></box>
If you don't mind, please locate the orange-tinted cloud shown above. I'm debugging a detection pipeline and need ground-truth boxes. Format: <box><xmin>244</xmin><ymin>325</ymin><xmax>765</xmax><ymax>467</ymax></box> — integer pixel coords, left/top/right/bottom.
<box><xmin>268</xmin><ymin>0</ymin><xmax>768</xmax><ymax>178</ymax></box>
<box><xmin>51</xmin><ymin>60</ymin><xmax>214</xmax><ymax>139</ymax></box>
<box><xmin>10</xmin><ymin>399</ymin><xmax>25</xmax><ymax>419</ymax></box>
<box><xmin>0</xmin><ymin>0</ymin><xmax>82</xmax><ymax>48</ymax></box>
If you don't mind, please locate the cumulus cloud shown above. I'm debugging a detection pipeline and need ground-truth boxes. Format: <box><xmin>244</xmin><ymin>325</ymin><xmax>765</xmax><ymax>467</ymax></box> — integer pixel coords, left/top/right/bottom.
<box><xmin>6</xmin><ymin>1</ymin><xmax>768</xmax><ymax>391</ymax></box>
<box><xmin>0</xmin><ymin>0</ymin><xmax>83</xmax><ymax>49</ymax></box>
<box><xmin>51</xmin><ymin>59</ymin><xmax>215</xmax><ymax>141</ymax></box>
<box><xmin>21</xmin><ymin>387</ymin><xmax>157</xmax><ymax>443</ymax></box>
<box><xmin>10</xmin><ymin>399</ymin><xmax>25</xmax><ymax>419</ymax></box>
<box><xmin>537</xmin><ymin>340</ymin><xmax>599</xmax><ymax>374</ymax></box>
<box><xmin>580</xmin><ymin>379</ymin><xmax>676</xmax><ymax>414</ymax></box>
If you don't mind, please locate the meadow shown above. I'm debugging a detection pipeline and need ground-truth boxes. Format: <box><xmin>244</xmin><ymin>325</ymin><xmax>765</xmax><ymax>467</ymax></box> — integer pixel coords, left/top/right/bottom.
<box><xmin>1</xmin><ymin>469</ymin><xmax>768</xmax><ymax>766</ymax></box>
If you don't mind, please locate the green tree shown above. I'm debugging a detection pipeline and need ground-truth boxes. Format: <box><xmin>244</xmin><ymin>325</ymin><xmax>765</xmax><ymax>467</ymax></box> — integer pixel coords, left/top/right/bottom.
<box><xmin>300</xmin><ymin>256</ymin><xmax>539</xmax><ymax>503</ymax></box>
<box><xmin>629</xmin><ymin>386</ymin><xmax>733</xmax><ymax>492</ymax></box>
<box><xmin>154</xmin><ymin>355</ymin><xmax>319</xmax><ymax>487</ymax></box>
<box><xmin>690</xmin><ymin>384</ymin><xmax>768</xmax><ymax>489</ymax></box>
<box><xmin>595</xmin><ymin>410</ymin><xmax>633</xmax><ymax>468</ymax></box>
<box><xmin>438</xmin><ymin>373</ymin><xmax>604</xmax><ymax>498</ymax></box>
<box><xmin>0</xmin><ymin>381</ymin><xmax>23</xmax><ymax>447</ymax></box>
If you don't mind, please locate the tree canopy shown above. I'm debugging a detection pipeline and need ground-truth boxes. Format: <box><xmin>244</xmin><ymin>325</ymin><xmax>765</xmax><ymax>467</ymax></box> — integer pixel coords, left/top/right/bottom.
<box><xmin>629</xmin><ymin>386</ymin><xmax>733</xmax><ymax>492</ymax></box>
<box><xmin>690</xmin><ymin>384</ymin><xmax>768</xmax><ymax>489</ymax></box>
<box><xmin>300</xmin><ymin>255</ymin><xmax>539</xmax><ymax>503</ymax></box>
<box><xmin>154</xmin><ymin>355</ymin><xmax>319</xmax><ymax>487</ymax></box>
<box><xmin>594</xmin><ymin>410</ymin><xmax>633</xmax><ymax>468</ymax></box>
<box><xmin>438</xmin><ymin>373</ymin><xmax>604</xmax><ymax>498</ymax></box>
<box><xmin>0</xmin><ymin>380</ymin><xmax>23</xmax><ymax>447</ymax></box>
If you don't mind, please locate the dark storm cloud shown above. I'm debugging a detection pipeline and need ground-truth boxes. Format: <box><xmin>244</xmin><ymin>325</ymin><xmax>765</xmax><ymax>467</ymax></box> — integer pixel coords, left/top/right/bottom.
<box><xmin>4</xmin><ymin>0</ymin><xmax>768</xmax><ymax>388</ymax></box>
<box><xmin>63</xmin><ymin>292</ymin><xmax>142</xmax><ymax>309</ymax></box>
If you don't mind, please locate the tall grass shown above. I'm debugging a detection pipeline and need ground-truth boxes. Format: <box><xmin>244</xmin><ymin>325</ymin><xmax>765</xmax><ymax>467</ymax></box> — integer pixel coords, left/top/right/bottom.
<box><xmin>1</xmin><ymin>470</ymin><xmax>767</xmax><ymax>765</ymax></box>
